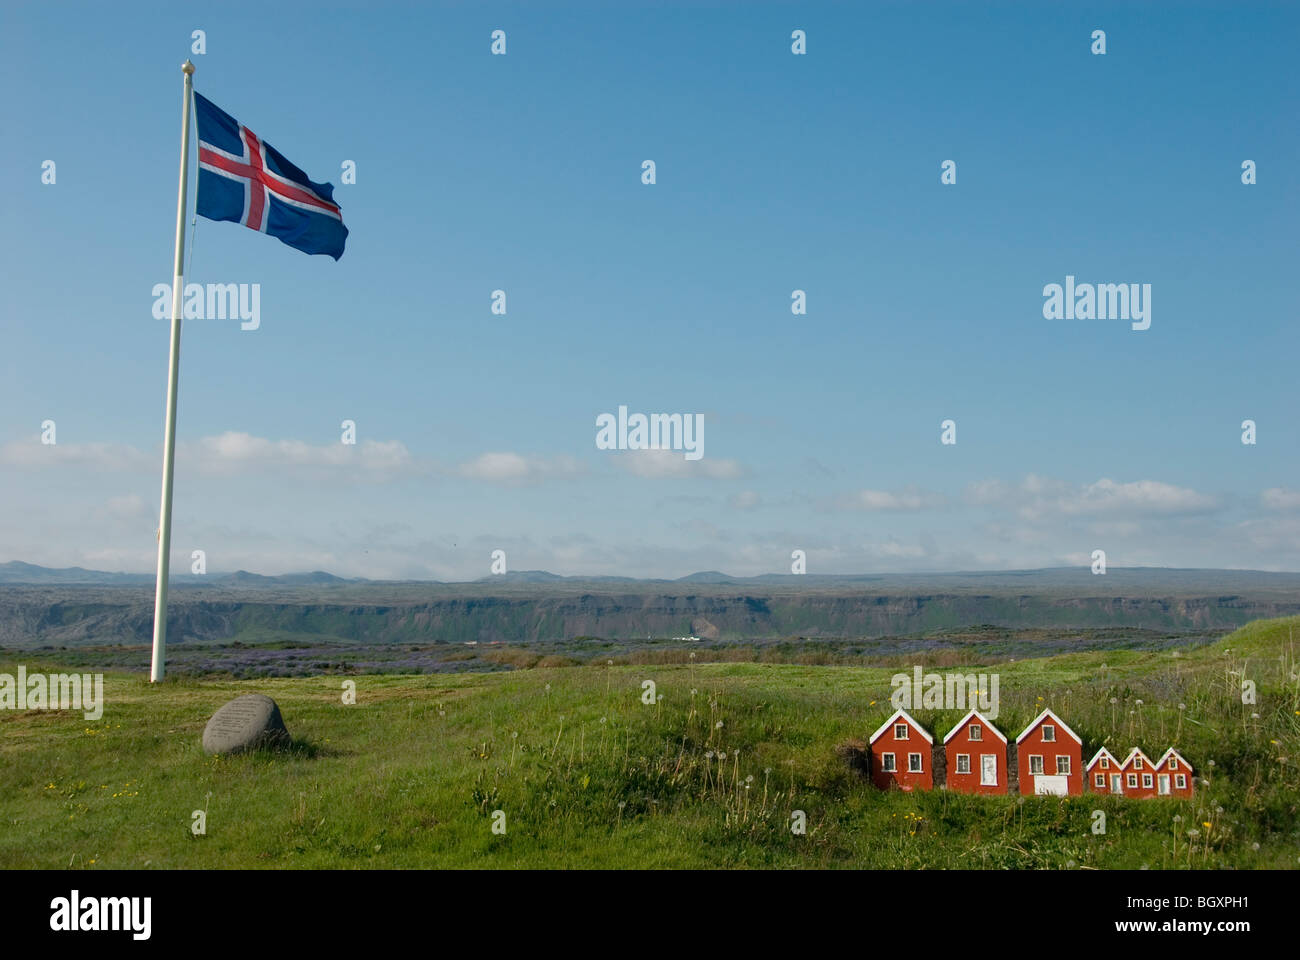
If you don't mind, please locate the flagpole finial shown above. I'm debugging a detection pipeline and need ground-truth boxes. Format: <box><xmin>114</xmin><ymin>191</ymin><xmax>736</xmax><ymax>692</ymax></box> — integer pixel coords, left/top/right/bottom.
<box><xmin>182</xmin><ymin>60</ymin><xmax>195</xmax><ymax>75</ymax></box>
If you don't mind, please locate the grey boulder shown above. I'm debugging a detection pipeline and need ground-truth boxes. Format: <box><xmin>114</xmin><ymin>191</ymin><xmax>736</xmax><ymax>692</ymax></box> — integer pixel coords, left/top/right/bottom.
<box><xmin>202</xmin><ymin>694</ymin><xmax>291</xmax><ymax>755</ymax></box>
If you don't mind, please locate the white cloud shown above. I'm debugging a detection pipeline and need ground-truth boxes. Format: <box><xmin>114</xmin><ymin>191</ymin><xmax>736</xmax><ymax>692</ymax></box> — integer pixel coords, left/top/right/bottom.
<box><xmin>1</xmin><ymin>433</ymin><xmax>419</xmax><ymax>477</ymax></box>
<box><xmin>969</xmin><ymin>475</ymin><xmax>1217</xmax><ymax>519</ymax></box>
<box><xmin>729</xmin><ymin>490</ymin><xmax>762</xmax><ymax>510</ymax></box>
<box><xmin>825</xmin><ymin>487</ymin><xmax>946</xmax><ymax>512</ymax></box>
<box><xmin>104</xmin><ymin>494</ymin><xmax>149</xmax><ymax>519</ymax></box>
<box><xmin>1059</xmin><ymin>478</ymin><xmax>1217</xmax><ymax>516</ymax></box>
<box><xmin>1087</xmin><ymin>520</ymin><xmax>1141</xmax><ymax>538</ymax></box>
<box><xmin>613</xmin><ymin>450</ymin><xmax>743</xmax><ymax>479</ymax></box>
<box><xmin>1262</xmin><ymin>488</ymin><xmax>1300</xmax><ymax>512</ymax></box>
<box><xmin>874</xmin><ymin>539</ymin><xmax>930</xmax><ymax>560</ymax></box>
<box><xmin>192</xmin><ymin>431</ymin><xmax>413</xmax><ymax>473</ymax></box>
<box><xmin>963</xmin><ymin>478</ymin><xmax>1009</xmax><ymax>506</ymax></box>
<box><xmin>0</xmin><ymin>440</ymin><xmax>152</xmax><ymax>471</ymax></box>
<box><xmin>455</xmin><ymin>452</ymin><xmax>582</xmax><ymax>484</ymax></box>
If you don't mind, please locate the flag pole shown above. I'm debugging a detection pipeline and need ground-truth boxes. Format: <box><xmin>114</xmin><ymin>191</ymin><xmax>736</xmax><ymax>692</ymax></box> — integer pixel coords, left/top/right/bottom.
<box><xmin>151</xmin><ymin>59</ymin><xmax>196</xmax><ymax>682</ymax></box>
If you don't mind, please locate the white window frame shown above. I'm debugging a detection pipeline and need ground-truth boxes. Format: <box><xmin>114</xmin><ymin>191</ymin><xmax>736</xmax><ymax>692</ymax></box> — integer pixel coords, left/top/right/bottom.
<box><xmin>1126</xmin><ymin>773</ymin><xmax>1137</xmax><ymax>788</ymax></box>
<box><xmin>1175</xmin><ymin>774</ymin><xmax>1186</xmax><ymax>789</ymax></box>
<box><xmin>969</xmin><ymin>724</ymin><xmax>982</xmax><ymax>741</ymax></box>
<box><xmin>1094</xmin><ymin>773</ymin><xmax>1105</xmax><ymax>788</ymax></box>
<box><xmin>1142</xmin><ymin>773</ymin><xmax>1153</xmax><ymax>788</ymax></box>
<box><xmin>894</xmin><ymin>724</ymin><xmax>909</xmax><ymax>740</ymax></box>
<box><xmin>1056</xmin><ymin>756</ymin><xmax>1071</xmax><ymax>775</ymax></box>
<box><xmin>955</xmin><ymin>753</ymin><xmax>971</xmax><ymax>774</ymax></box>
<box><xmin>881</xmin><ymin>752</ymin><xmax>896</xmax><ymax>772</ymax></box>
<box><xmin>1041</xmin><ymin>725</ymin><xmax>1055</xmax><ymax>742</ymax></box>
<box><xmin>1169</xmin><ymin>757</ymin><xmax>1178</xmax><ymax>770</ymax></box>
<box><xmin>907</xmin><ymin>752</ymin><xmax>923</xmax><ymax>773</ymax></box>
<box><xmin>1028</xmin><ymin>754</ymin><xmax>1044</xmax><ymax>775</ymax></box>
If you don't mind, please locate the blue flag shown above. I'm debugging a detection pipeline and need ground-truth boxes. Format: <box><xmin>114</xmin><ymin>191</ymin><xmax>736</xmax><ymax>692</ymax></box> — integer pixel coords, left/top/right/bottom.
<box><xmin>193</xmin><ymin>91</ymin><xmax>348</xmax><ymax>260</ymax></box>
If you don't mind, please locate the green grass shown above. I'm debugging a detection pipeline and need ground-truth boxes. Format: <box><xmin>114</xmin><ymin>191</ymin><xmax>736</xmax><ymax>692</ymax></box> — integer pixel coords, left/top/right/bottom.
<box><xmin>2</xmin><ymin>617</ymin><xmax>1298</xmax><ymax>869</ymax></box>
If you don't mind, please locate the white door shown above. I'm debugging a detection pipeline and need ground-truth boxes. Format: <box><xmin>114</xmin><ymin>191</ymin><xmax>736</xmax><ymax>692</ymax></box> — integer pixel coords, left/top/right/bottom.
<box><xmin>1110</xmin><ymin>774</ymin><xmax>1122</xmax><ymax>793</ymax></box>
<box><xmin>980</xmin><ymin>754</ymin><xmax>997</xmax><ymax>786</ymax></box>
<box><xmin>1034</xmin><ymin>775</ymin><xmax>1068</xmax><ymax>796</ymax></box>
<box><xmin>1158</xmin><ymin>774</ymin><xmax>1171</xmax><ymax>795</ymax></box>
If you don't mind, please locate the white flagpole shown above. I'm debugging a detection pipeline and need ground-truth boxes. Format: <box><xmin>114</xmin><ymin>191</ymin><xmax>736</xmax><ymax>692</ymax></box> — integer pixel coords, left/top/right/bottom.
<box><xmin>151</xmin><ymin>59</ymin><xmax>196</xmax><ymax>683</ymax></box>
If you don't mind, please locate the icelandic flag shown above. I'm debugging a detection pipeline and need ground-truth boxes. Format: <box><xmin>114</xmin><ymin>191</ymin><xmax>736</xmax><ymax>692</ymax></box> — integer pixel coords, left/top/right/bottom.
<box><xmin>193</xmin><ymin>91</ymin><xmax>348</xmax><ymax>260</ymax></box>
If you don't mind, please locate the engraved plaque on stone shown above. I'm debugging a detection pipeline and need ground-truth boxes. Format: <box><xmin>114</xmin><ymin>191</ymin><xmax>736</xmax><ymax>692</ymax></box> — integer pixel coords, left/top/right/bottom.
<box><xmin>201</xmin><ymin>694</ymin><xmax>290</xmax><ymax>755</ymax></box>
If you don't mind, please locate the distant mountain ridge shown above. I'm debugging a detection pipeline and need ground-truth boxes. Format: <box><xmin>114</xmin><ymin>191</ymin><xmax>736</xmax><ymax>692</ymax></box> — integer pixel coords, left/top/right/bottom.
<box><xmin>4</xmin><ymin>560</ymin><xmax>1300</xmax><ymax>591</ymax></box>
<box><xmin>2</xmin><ymin>560</ymin><xmax>1299</xmax><ymax>647</ymax></box>
<box><xmin>0</xmin><ymin>562</ymin><xmax>357</xmax><ymax>587</ymax></box>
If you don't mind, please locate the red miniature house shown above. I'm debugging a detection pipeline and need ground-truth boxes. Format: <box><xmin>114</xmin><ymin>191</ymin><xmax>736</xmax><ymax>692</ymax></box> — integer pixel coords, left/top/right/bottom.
<box><xmin>1153</xmin><ymin>748</ymin><xmax>1194</xmax><ymax>797</ymax></box>
<box><xmin>942</xmin><ymin>709</ymin><xmax>1007</xmax><ymax>795</ymax></box>
<box><xmin>1015</xmin><ymin>708</ymin><xmax>1083</xmax><ymax>796</ymax></box>
<box><xmin>1086</xmin><ymin>747</ymin><xmax>1123</xmax><ymax>795</ymax></box>
<box><xmin>1119</xmin><ymin>747</ymin><xmax>1158</xmax><ymax>799</ymax></box>
<box><xmin>869</xmin><ymin>708</ymin><xmax>933</xmax><ymax>792</ymax></box>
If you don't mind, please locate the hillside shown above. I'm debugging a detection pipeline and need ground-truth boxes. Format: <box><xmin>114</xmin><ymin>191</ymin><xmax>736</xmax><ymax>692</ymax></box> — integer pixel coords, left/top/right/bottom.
<box><xmin>2</xmin><ymin>566</ymin><xmax>1299</xmax><ymax>647</ymax></box>
<box><xmin>1</xmin><ymin>616</ymin><xmax>1296</xmax><ymax>869</ymax></box>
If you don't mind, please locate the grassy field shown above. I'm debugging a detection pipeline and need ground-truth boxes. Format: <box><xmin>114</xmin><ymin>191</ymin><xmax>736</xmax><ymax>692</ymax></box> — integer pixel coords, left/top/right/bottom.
<box><xmin>1</xmin><ymin>616</ymin><xmax>1297</xmax><ymax>869</ymax></box>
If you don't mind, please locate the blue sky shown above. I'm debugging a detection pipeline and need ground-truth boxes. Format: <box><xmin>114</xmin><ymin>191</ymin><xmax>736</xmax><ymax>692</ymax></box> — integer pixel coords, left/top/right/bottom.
<box><xmin>2</xmin><ymin>1</ymin><xmax>1297</xmax><ymax>579</ymax></box>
